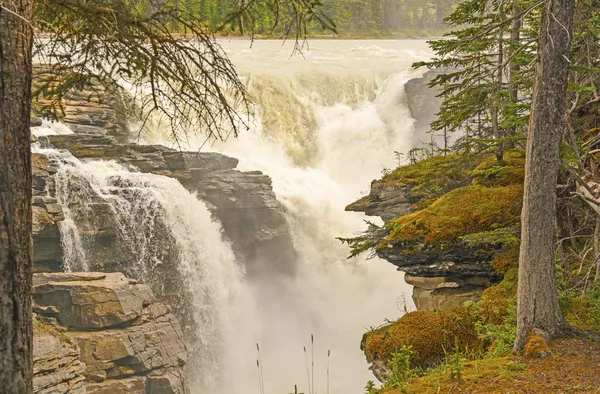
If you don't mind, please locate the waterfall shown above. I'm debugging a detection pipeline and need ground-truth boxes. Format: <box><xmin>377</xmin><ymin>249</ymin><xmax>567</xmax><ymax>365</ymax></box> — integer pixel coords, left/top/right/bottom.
<box><xmin>34</xmin><ymin>146</ymin><xmax>242</xmax><ymax>391</ymax></box>
<box><xmin>141</xmin><ymin>40</ymin><xmax>433</xmax><ymax>393</ymax></box>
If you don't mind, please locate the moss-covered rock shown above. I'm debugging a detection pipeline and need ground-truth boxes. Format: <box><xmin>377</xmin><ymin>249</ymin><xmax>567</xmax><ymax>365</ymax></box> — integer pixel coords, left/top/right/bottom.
<box><xmin>384</xmin><ymin>184</ymin><xmax>522</xmax><ymax>247</ymax></box>
<box><xmin>524</xmin><ymin>333</ymin><xmax>552</xmax><ymax>359</ymax></box>
<box><xmin>361</xmin><ymin>307</ymin><xmax>483</xmax><ymax>372</ymax></box>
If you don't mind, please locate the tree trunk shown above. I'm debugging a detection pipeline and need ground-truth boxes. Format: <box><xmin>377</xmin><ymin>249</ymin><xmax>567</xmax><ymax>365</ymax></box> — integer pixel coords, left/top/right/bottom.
<box><xmin>507</xmin><ymin>0</ymin><xmax>521</xmax><ymax>106</ymax></box>
<box><xmin>0</xmin><ymin>0</ymin><xmax>34</xmax><ymax>392</ymax></box>
<box><xmin>514</xmin><ymin>0</ymin><xmax>575</xmax><ymax>351</ymax></box>
<box><xmin>505</xmin><ymin>0</ymin><xmax>521</xmax><ymax>147</ymax></box>
<box><xmin>493</xmin><ymin>28</ymin><xmax>504</xmax><ymax>166</ymax></box>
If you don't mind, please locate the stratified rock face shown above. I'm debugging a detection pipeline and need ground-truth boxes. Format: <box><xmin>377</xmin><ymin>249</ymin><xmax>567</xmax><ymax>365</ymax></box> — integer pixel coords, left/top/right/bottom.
<box><xmin>405</xmin><ymin>274</ymin><xmax>490</xmax><ymax>311</ymax></box>
<box><xmin>346</xmin><ymin>180</ymin><xmax>499</xmax><ymax>311</ymax></box>
<box><xmin>33</xmin><ymin>154</ymin><xmax>65</xmax><ymax>272</ymax></box>
<box><xmin>33</xmin><ymin>66</ymin><xmax>129</xmax><ymax>142</ymax></box>
<box><xmin>32</xmin><ymin>272</ymin><xmax>188</xmax><ymax>394</ymax></box>
<box><xmin>33</xmin><ymin>320</ymin><xmax>86</xmax><ymax>394</ymax></box>
<box><xmin>346</xmin><ymin>180</ymin><xmax>418</xmax><ymax>222</ymax></box>
<box><xmin>32</xmin><ymin>90</ymin><xmax>296</xmax><ymax>278</ymax></box>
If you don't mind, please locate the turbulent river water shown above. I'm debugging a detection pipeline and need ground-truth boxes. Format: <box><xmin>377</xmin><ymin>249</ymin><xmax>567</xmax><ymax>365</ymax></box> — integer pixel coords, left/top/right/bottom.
<box><xmin>37</xmin><ymin>40</ymin><xmax>436</xmax><ymax>393</ymax></box>
<box><xmin>142</xmin><ymin>40</ymin><xmax>435</xmax><ymax>393</ymax></box>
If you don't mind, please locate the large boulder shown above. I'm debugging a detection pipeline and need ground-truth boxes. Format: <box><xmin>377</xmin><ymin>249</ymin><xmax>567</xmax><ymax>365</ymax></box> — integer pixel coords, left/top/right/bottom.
<box><xmin>33</xmin><ymin>272</ymin><xmax>153</xmax><ymax>329</ymax></box>
<box><xmin>32</xmin><ymin>272</ymin><xmax>188</xmax><ymax>394</ymax></box>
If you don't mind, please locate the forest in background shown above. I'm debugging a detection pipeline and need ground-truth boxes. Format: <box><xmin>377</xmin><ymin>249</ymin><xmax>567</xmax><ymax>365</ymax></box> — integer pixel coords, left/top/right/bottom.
<box><xmin>131</xmin><ymin>0</ymin><xmax>463</xmax><ymax>36</ymax></box>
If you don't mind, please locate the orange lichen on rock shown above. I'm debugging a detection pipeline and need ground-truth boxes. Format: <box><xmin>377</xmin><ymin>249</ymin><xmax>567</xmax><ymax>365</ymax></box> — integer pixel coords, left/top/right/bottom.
<box><xmin>524</xmin><ymin>333</ymin><xmax>552</xmax><ymax>359</ymax></box>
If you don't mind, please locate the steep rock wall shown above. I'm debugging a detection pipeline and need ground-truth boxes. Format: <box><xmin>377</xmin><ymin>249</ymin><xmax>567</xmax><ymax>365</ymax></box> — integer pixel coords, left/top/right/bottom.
<box><xmin>32</xmin><ymin>272</ymin><xmax>187</xmax><ymax>394</ymax></box>
<box><xmin>31</xmin><ymin>85</ymin><xmax>297</xmax><ymax>277</ymax></box>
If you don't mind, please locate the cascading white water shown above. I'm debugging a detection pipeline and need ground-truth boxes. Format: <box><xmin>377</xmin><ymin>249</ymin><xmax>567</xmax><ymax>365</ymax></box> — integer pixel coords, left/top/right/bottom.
<box><xmin>33</xmin><ymin>145</ymin><xmax>243</xmax><ymax>391</ymax></box>
<box><xmin>142</xmin><ymin>40</ymin><xmax>434</xmax><ymax>393</ymax></box>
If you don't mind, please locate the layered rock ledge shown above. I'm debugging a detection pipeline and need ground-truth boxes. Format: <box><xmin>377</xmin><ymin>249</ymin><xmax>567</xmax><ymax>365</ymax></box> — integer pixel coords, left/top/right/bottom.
<box><xmin>33</xmin><ymin>272</ymin><xmax>187</xmax><ymax>394</ymax></box>
<box><xmin>346</xmin><ymin>153</ymin><xmax>524</xmax><ymax>310</ymax></box>
<box><xmin>31</xmin><ymin>79</ymin><xmax>297</xmax><ymax>277</ymax></box>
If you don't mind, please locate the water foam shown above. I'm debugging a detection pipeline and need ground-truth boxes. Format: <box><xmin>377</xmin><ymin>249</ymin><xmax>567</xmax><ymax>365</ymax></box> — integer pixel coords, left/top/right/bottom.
<box><xmin>142</xmin><ymin>40</ymin><xmax>431</xmax><ymax>393</ymax></box>
<box><xmin>35</xmin><ymin>147</ymin><xmax>242</xmax><ymax>391</ymax></box>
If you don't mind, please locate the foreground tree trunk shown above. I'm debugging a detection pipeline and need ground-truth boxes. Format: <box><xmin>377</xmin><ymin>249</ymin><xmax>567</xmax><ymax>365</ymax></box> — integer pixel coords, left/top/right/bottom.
<box><xmin>514</xmin><ymin>0</ymin><xmax>575</xmax><ymax>351</ymax></box>
<box><xmin>0</xmin><ymin>0</ymin><xmax>35</xmax><ymax>391</ymax></box>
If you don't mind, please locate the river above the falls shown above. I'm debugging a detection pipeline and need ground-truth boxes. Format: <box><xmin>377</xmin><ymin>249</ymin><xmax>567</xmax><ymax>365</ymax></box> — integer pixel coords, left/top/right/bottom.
<box><xmin>140</xmin><ymin>39</ymin><xmax>433</xmax><ymax>393</ymax></box>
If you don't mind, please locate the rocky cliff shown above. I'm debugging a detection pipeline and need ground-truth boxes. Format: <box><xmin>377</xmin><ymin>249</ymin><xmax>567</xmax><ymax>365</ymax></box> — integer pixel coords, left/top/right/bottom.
<box><xmin>33</xmin><ymin>272</ymin><xmax>187</xmax><ymax>394</ymax></box>
<box><xmin>346</xmin><ymin>153</ymin><xmax>524</xmax><ymax>310</ymax></box>
<box><xmin>31</xmin><ymin>81</ymin><xmax>296</xmax><ymax>278</ymax></box>
<box><xmin>31</xmin><ymin>74</ymin><xmax>298</xmax><ymax>393</ymax></box>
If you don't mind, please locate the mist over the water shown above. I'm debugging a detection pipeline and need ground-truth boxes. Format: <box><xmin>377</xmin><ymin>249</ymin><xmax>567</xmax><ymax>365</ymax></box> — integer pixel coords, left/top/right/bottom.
<box><xmin>143</xmin><ymin>40</ymin><xmax>433</xmax><ymax>393</ymax></box>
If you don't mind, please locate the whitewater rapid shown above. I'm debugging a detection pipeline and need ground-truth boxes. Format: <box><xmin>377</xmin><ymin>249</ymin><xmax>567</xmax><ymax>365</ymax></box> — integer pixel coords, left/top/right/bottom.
<box><xmin>36</xmin><ymin>40</ymin><xmax>435</xmax><ymax>393</ymax></box>
<box><xmin>142</xmin><ymin>40</ymin><xmax>433</xmax><ymax>393</ymax></box>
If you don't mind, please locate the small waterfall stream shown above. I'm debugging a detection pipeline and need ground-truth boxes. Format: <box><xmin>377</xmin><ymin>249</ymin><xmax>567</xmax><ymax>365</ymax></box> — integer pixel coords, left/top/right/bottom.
<box><xmin>34</xmin><ymin>146</ymin><xmax>242</xmax><ymax>391</ymax></box>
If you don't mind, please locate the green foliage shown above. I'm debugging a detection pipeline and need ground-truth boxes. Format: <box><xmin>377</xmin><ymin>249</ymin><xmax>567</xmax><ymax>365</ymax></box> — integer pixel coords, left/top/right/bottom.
<box><xmin>386</xmin><ymin>346</ymin><xmax>415</xmax><ymax>394</ymax></box>
<box><xmin>116</xmin><ymin>0</ymin><xmax>464</xmax><ymax>37</ymax></box>
<box><xmin>338</xmin><ymin>221</ymin><xmax>388</xmax><ymax>258</ymax></box>
<box><xmin>476</xmin><ymin>294</ymin><xmax>517</xmax><ymax>357</ymax></box>
<box><xmin>445</xmin><ymin>349</ymin><xmax>465</xmax><ymax>381</ymax></box>
<box><xmin>561</xmin><ymin>282</ymin><xmax>600</xmax><ymax>331</ymax></box>
<box><xmin>413</xmin><ymin>0</ymin><xmax>539</xmax><ymax>159</ymax></box>
<box><xmin>364</xmin><ymin>380</ymin><xmax>378</xmax><ymax>394</ymax></box>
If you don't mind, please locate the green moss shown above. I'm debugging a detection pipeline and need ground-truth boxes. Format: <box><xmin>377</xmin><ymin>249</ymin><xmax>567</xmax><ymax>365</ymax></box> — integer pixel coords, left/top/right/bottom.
<box><xmin>381</xmin><ymin>154</ymin><xmax>474</xmax><ymax>201</ymax></box>
<box><xmin>479</xmin><ymin>268</ymin><xmax>518</xmax><ymax>326</ymax></box>
<box><xmin>382</xmin><ymin>184</ymin><xmax>523</xmax><ymax>247</ymax></box>
<box><xmin>471</xmin><ymin>150</ymin><xmax>526</xmax><ymax>187</ymax></box>
<box><xmin>362</xmin><ymin>307</ymin><xmax>483</xmax><ymax>371</ymax></box>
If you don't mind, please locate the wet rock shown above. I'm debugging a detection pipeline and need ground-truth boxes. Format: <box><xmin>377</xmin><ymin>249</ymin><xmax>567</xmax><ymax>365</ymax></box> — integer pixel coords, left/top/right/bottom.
<box><xmin>162</xmin><ymin>151</ymin><xmax>238</xmax><ymax>171</ymax></box>
<box><xmin>404</xmin><ymin>69</ymin><xmax>460</xmax><ymax>148</ymax></box>
<box><xmin>32</xmin><ymin>154</ymin><xmax>64</xmax><ymax>271</ymax></box>
<box><xmin>31</xmin><ymin>115</ymin><xmax>43</xmax><ymax>127</ymax></box>
<box><xmin>186</xmin><ymin>169</ymin><xmax>297</xmax><ymax>274</ymax></box>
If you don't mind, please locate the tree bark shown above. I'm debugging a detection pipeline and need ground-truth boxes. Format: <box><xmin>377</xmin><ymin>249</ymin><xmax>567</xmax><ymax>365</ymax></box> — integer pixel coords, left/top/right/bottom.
<box><xmin>0</xmin><ymin>0</ymin><xmax>34</xmax><ymax>392</ymax></box>
<box><xmin>514</xmin><ymin>0</ymin><xmax>575</xmax><ymax>351</ymax></box>
<box><xmin>505</xmin><ymin>0</ymin><xmax>521</xmax><ymax>146</ymax></box>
